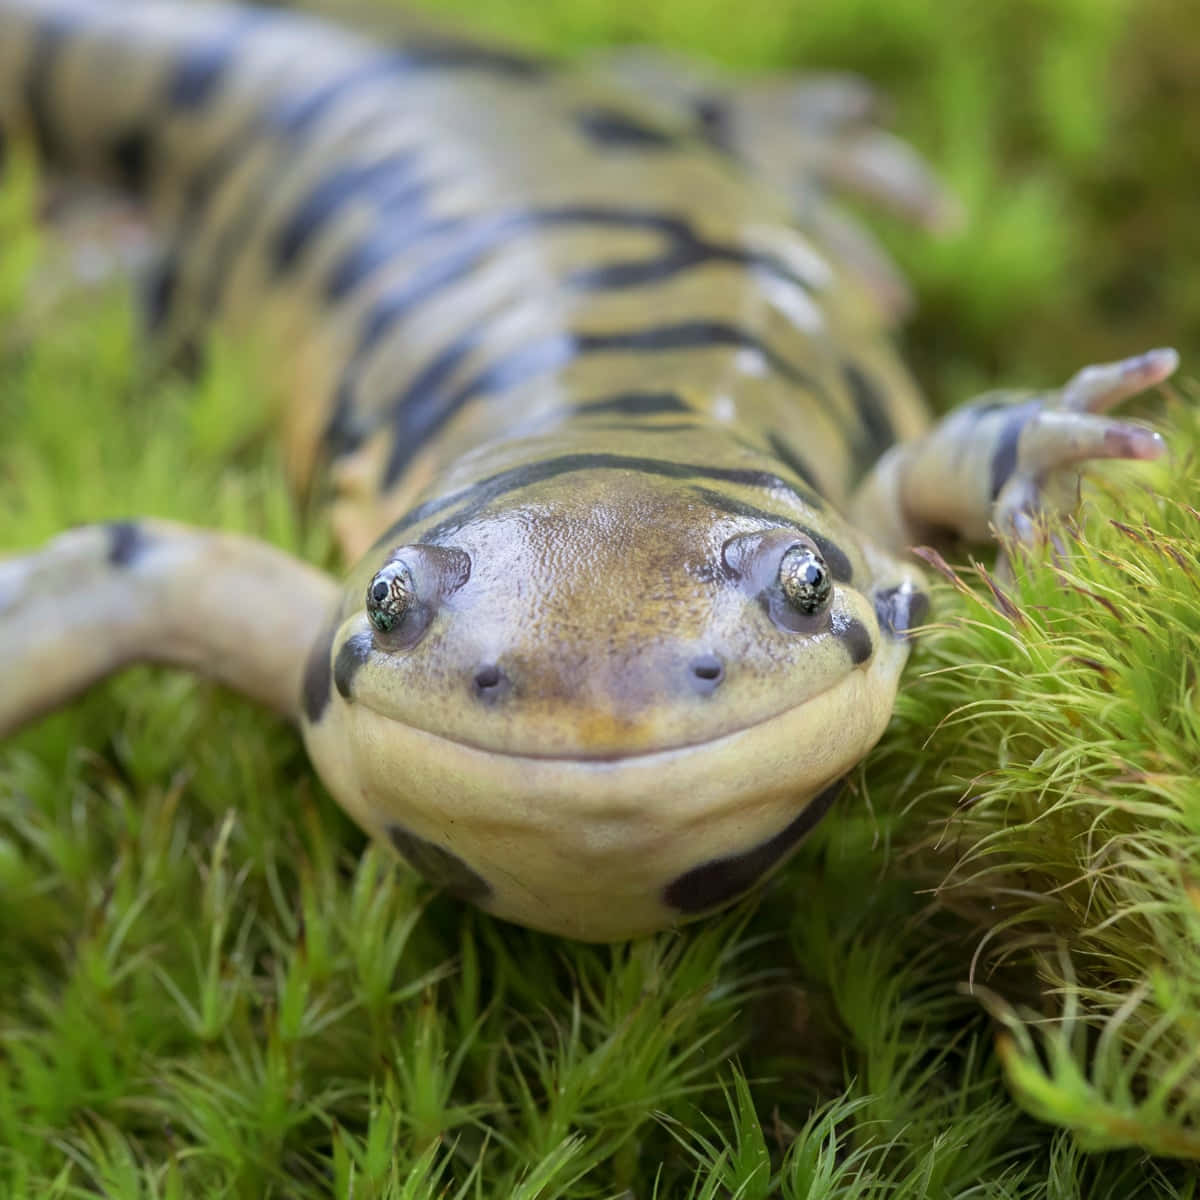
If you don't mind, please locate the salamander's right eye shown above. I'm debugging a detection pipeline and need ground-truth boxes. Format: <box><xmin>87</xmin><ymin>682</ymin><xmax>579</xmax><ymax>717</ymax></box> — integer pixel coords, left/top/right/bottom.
<box><xmin>779</xmin><ymin>544</ymin><xmax>832</xmax><ymax>617</ymax></box>
<box><xmin>366</xmin><ymin>562</ymin><xmax>416</xmax><ymax>633</ymax></box>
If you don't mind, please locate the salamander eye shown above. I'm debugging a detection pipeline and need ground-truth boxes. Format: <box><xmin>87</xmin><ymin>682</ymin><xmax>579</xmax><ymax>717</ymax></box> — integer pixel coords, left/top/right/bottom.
<box><xmin>779</xmin><ymin>545</ymin><xmax>832</xmax><ymax>616</ymax></box>
<box><xmin>367</xmin><ymin>562</ymin><xmax>416</xmax><ymax>633</ymax></box>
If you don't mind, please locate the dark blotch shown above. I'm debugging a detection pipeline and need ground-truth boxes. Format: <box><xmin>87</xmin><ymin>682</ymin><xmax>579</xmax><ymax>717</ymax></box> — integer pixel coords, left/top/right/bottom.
<box><xmin>832</xmin><ymin>614</ymin><xmax>873</xmax><ymax>666</ymax></box>
<box><xmin>663</xmin><ymin>779</ymin><xmax>844</xmax><ymax>913</ymax></box>
<box><xmin>692</xmin><ymin>94</ymin><xmax>736</xmax><ymax>155</ymax></box>
<box><xmin>989</xmin><ymin>401</ymin><xmax>1039</xmax><ymax>500</ymax></box>
<box><xmin>387</xmin><ymin>824</ymin><xmax>492</xmax><ymax>902</ymax></box>
<box><xmin>576</xmin><ymin>106</ymin><xmax>678</xmax><ymax>149</ymax></box>
<box><xmin>300</xmin><ymin>622</ymin><xmax>337</xmax><ymax>724</ymax></box>
<box><xmin>109</xmin><ymin>128</ymin><xmax>152</xmax><ymax>194</ymax></box>
<box><xmin>874</xmin><ymin>585</ymin><xmax>931</xmax><ymax>639</ymax></box>
<box><xmin>168</xmin><ymin>40</ymin><xmax>233</xmax><ymax>109</ymax></box>
<box><xmin>104</xmin><ymin>521</ymin><xmax>151</xmax><ymax>569</ymax></box>
<box><xmin>333</xmin><ymin>631</ymin><xmax>373</xmax><ymax>700</ymax></box>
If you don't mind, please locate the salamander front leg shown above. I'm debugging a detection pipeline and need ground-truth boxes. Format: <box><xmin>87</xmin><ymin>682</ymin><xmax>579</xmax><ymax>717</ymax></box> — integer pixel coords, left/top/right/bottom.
<box><xmin>852</xmin><ymin>348</ymin><xmax>1179</xmax><ymax>554</ymax></box>
<box><xmin>0</xmin><ymin>520</ymin><xmax>340</xmax><ymax>737</ymax></box>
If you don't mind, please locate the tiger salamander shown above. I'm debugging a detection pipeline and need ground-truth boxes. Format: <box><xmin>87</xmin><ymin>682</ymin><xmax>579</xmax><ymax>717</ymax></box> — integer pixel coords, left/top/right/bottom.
<box><xmin>0</xmin><ymin>0</ymin><xmax>1177</xmax><ymax>939</ymax></box>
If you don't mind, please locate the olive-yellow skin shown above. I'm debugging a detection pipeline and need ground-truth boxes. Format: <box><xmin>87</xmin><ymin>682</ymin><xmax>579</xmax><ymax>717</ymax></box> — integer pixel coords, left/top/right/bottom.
<box><xmin>0</xmin><ymin>0</ymin><xmax>1174</xmax><ymax>938</ymax></box>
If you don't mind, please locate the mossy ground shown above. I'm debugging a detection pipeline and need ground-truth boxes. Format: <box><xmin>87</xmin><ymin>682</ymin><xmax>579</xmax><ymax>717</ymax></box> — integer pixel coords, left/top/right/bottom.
<box><xmin>1</xmin><ymin>1</ymin><xmax>1199</xmax><ymax>1195</ymax></box>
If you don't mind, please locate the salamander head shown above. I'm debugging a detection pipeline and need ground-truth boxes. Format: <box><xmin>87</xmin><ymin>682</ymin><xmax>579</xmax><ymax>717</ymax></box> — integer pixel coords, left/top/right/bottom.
<box><xmin>300</xmin><ymin>465</ymin><xmax>926</xmax><ymax>939</ymax></box>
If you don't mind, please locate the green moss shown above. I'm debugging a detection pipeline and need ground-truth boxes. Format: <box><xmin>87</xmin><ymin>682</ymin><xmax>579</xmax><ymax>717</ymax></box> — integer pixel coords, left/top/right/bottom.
<box><xmin>2</xmin><ymin>1</ymin><xmax>1200</xmax><ymax>1195</ymax></box>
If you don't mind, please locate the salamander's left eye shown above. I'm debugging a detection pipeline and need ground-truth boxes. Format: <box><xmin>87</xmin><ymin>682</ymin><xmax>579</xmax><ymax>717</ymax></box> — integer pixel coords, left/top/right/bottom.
<box><xmin>367</xmin><ymin>562</ymin><xmax>416</xmax><ymax>633</ymax></box>
<box><xmin>779</xmin><ymin>545</ymin><xmax>832</xmax><ymax>616</ymax></box>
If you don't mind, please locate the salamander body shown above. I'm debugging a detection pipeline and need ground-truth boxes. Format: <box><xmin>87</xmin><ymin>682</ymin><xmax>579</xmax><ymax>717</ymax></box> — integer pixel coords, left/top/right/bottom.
<box><xmin>0</xmin><ymin>0</ymin><xmax>1175</xmax><ymax>938</ymax></box>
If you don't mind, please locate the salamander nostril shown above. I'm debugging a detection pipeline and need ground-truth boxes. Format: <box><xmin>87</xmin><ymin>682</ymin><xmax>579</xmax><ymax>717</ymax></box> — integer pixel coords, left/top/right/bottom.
<box><xmin>689</xmin><ymin>654</ymin><xmax>725</xmax><ymax>693</ymax></box>
<box><xmin>473</xmin><ymin>663</ymin><xmax>508</xmax><ymax>702</ymax></box>
<box><xmin>475</xmin><ymin>664</ymin><xmax>501</xmax><ymax>689</ymax></box>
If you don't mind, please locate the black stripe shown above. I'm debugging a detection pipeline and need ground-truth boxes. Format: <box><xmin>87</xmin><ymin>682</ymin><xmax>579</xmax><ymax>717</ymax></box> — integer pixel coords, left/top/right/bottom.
<box><xmin>325</xmin><ymin>212</ymin><xmax>459</xmax><ymax>300</ymax></box>
<box><xmin>570</xmin><ymin>391</ymin><xmax>693</xmax><ymax>418</ymax></box>
<box><xmin>300</xmin><ymin>621</ymin><xmax>337</xmax><ymax>723</ymax></box>
<box><xmin>687</xmin><ymin>486</ymin><xmax>851</xmax><ymax>582</ymax></box>
<box><xmin>327</xmin><ymin>203</ymin><xmax>809</xmax><ymax>305</ymax></box>
<box><xmin>190</xmin><ymin>107</ymin><xmax>396</xmax><ymax>324</ymax></box>
<box><xmin>382</xmin><ymin>335</ymin><xmax>576</xmax><ymax>484</ymax></box>
<box><xmin>333</xmin><ymin>632</ymin><xmax>373</xmax><ymax>700</ymax></box>
<box><xmin>378</xmin><ymin>453</ymin><xmax>832</xmax><ymax>562</ymax></box>
<box><xmin>989</xmin><ymin>401</ymin><xmax>1038</xmax><ymax>500</ymax></box>
<box><xmin>390</xmin><ymin>35</ymin><xmax>548</xmax><ymax>79</ymax></box>
<box><xmin>270</xmin><ymin>58</ymin><xmax>397</xmax><ymax>136</ymax></box>
<box><xmin>167</xmin><ymin>12</ymin><xmax>269</xmax><ymax>110</ymax></box>
<box><xmin>574</xmin><ymin>322</ymin><xmax>818</xmax><ymax>383</ymax></box>
<box><xmin>154</xmin><ymin>21</ymin><xmax>545</xmax><ymax>325</ymax></box>
<box><xmin>271</xmin><ymin>151</ymin><xmax>424</xmax><ymax>274</ymax></box>
<box><xmin>663</xmin><ymin>778</ymin><xmax>845</xmax><ymax>914</ymax></box>
<box><xmin>584</xmin><ymin>421</ymin><xmax>709</xmax><ymax>434</ymax></box>
<box><xmin>765</xmin><ymin>431</ymin><xmax>823</xmax><ymax>497</ymax></box>
<box><xmin>575</xmin><ymin>106</ymin><xmax>678</xmax><ymax>149</ymax></box>
<box><xmin>843</xmin><ymin>362</ymin><xmax>896</xmax><ymax>466</ymax></box>
<box><xmin>377</xmin><ymin>322</ymin><xmax>820</xmax><ymax>488</ymax></box>
<box><xmin>565</xmin><ymin>240</ymin><xmax>742</xmax><ymax>290</ymax></box>
<box><xmin>179</xmin><ymin>93</ymin><xmax>406</xmax><ymax>332</ymax></box>
<box><xmin>184</xmin><ymin>32</ymin><xmax>543</xmax><ymax>321</ymax></box>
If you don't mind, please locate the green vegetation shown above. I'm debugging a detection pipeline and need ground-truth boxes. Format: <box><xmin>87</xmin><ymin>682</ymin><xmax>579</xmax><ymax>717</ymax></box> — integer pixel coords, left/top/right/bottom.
<box><xmin>1</xmin><ymin>0</ymin><xmax>1198</xmax><ymax>1194</ymax></box>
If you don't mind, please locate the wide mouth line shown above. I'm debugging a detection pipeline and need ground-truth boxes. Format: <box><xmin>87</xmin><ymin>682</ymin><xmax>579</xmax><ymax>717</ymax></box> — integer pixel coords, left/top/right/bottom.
<box><xmin>354</xmin><ymin>678</ymin><xmax>844</xmax><ymax>764</ymax></box>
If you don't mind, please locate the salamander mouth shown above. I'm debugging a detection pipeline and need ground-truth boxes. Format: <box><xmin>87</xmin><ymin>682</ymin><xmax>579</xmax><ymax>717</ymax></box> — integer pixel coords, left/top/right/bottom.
<box><xmin>350</xmin><ymin>622</ymin><xmax>912</xmax><ymax>763</ymax></box>
<box><xmin>354</xmin><ymin>679</ymin><xmax>848</xmax><ymax>763</ymax></box>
